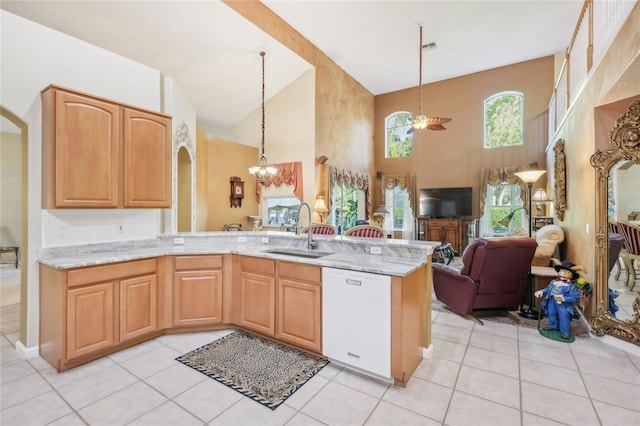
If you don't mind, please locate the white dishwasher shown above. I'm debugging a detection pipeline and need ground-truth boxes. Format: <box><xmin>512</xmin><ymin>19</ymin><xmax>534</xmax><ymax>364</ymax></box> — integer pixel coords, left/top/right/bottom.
<box><xmin>322</xmin><ymin>267</ymin><xmax>391</xmax><ymax>381</ymax></box>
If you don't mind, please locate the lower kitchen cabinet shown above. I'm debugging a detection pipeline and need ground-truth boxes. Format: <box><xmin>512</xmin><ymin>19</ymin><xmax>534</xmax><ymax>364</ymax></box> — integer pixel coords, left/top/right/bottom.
<box><xmin>236</xmin><ymin>256</ymin><xmax>322</xmax><ymax>353</ymax></box>
<box><xmin>119</xmin><ymin>274</ymin><xmax>157</xmax><ymax>341</ymax></box>
<box><xmin>237</xmin><ymin>256</ymin><xmax>276</xmax><ymax>336</ymax></box>
<box><xmin>276</xmin><ymin>262</ymin><xmax>322</xmax><ymax>352</ymax></box>
<box><xmin>40</xmin><ymin>258</ymin><xmax>158</xmax><ymax>371</ymax></box>
<box><xmin>173</xmin><ymin>255</ymin><xmax>223</xmax><ymax>327</ymax></box>
<box><xmin>66</xmin><ymin>282</ymin><xmax>115</xmax><ymax>360</ymax></box>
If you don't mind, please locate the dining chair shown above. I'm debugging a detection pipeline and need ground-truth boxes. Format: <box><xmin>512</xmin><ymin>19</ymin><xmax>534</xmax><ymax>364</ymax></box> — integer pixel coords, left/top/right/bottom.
<box><xmin>344</xmin><ymin>225</ymin><xmax>386</xmax><ymax>238</ymax></box>
<box><xmin>303</xmin><ymin>223</ymin><xmax>337</xmax><ymax>235</ymax></box>
<box><xmin>618</xmin><ymin>221</ymin><xmax>640</xmax><ymax>290</ymax></box>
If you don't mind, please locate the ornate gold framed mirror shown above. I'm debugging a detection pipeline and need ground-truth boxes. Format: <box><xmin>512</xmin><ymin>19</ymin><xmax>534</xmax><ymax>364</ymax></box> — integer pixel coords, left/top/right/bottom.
<box><xmin>590</xmin><ymin>99</ymin><xmax>640</xmax><ymax>344</ymax></box>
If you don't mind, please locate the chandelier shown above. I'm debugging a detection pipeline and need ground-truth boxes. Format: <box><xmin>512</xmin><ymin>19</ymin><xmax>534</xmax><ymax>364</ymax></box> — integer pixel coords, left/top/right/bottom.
<box><xmin>249</xmin><ymin>51</ymin><xmax>277</xmax><ymax>183</ymax></box>
<box><xmin>411</xmin><ymin>25</ymin><xmax>451</xmax><ymax>132</ymax></box>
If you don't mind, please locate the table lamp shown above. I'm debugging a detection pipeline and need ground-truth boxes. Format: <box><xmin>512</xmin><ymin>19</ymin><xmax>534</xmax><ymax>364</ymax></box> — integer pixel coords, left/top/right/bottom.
<box><xmin>313</xmin><ymin>196</ymin><xmax>329</xmax><ymax>223</ymax></box>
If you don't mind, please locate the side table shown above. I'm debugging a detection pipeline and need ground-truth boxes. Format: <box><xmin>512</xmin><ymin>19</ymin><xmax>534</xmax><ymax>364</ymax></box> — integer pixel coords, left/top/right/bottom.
<box><xmin>0</xmin><ymin>246</ymin><xmax>19</xmax><ymax>268</ymax></box>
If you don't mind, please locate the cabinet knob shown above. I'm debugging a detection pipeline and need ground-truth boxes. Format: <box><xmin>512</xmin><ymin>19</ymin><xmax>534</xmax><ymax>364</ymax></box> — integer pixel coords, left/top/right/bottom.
<box><xmin>347</xmin><ymin>352</ymin><xmax>361</xmax><ymax>359</ymax></box>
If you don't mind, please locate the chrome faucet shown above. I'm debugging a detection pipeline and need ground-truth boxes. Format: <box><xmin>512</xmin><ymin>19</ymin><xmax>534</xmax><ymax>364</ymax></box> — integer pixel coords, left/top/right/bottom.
<box><xmin>296</xmin><ymin>202</ymin><xmax>318</xmax><ymax>250</ymax></box>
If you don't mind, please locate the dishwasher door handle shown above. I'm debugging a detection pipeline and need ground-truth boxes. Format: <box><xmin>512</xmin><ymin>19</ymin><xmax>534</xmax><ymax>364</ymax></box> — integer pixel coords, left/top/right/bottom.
<box><xmin>346</xmin><ymin>279</ymin><xmax>361</xmax><ymax>286</ymax></box>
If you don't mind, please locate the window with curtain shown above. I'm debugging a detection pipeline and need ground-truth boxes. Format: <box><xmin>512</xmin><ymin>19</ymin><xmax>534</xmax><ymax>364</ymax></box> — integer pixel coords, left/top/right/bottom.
<box><xmin>484</xmin><ymin>91</ymin><xmax>524</xmax><ymax>148</ymax></box>
<box><xmin>385</xmin><ymin>111</ymin><xmax>413</xmax><ymax>158</ymax></box>
<box><xmin>481</xmin><ymin>183</ymin><xmax>525</xmax><ymax>236</ymax></box>
<box><xmin>382</xmin><ymin>174</ymin><xmax>415</xmax><ymax>239</ymax></box>
<box><xmin>331</xmin><ymin>184</ymin><xmax>365</xmax><ymax>233</ymax></box>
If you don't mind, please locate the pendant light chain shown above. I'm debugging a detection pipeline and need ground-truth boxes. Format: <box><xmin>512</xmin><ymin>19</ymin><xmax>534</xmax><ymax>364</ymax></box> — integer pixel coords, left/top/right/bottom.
<box><xmin>260</xmin><ymin>50</ymin><xmax>266</xmax><ymax>157</ymax></box>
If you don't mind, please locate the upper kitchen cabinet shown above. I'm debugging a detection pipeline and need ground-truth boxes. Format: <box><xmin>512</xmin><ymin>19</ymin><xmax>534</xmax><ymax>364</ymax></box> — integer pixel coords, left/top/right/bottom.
<box><xmin>41</xmin><ymin>85</ymin><xmax>172</xmax><ymax>209</ymax></box>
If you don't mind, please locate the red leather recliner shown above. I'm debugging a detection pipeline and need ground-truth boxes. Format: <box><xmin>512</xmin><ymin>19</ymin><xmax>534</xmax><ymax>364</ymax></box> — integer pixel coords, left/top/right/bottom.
<box><xmin>433</xmin><ymin>237</ymin><xmax>538</xmax><ymax>323</ymax></box>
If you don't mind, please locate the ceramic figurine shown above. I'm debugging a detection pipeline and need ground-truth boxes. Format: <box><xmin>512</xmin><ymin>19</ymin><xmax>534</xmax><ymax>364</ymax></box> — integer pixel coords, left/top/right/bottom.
<box><xmin>534</xmin><ymin>259</ymin><xmax>585</xmax><ymax>340</ymax></box>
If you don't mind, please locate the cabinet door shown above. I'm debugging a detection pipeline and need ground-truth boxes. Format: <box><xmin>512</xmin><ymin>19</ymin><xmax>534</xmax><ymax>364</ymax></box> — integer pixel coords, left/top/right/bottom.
<box><xmin>276</xmin><ymin>279</ymin><xmax>321</xmax><ymax>352</ymax></box>
<box><xmin>52</xmin><ymin>90</ymin><xmax>120</xmax><ymax>207</ymax></box>
<box><xmin>119</xmin><ymin>274</ymin><xmax>157</xmax><ymax>342</ymax></box>
<box><xmin>173</xmin><ymin>270</ymin><xmax>223</xmax><ymax>326</ymax></box>
<box><xmin>238</xmin><ymin>271</ymin><xmax>275</xmax><ymax>336</ymax></box>
<box><xmin>443</xmin><ymin>225</ymin><xmax>460</xmax><ymax>253</ymax></box>
<box><xmin>426</xmin><ymin>222</ymin><xmax>443</xmax><ymax>242</ymax></box>
<box><xmin>67</xmin><ymin>283</ymin><xmax>115</xmax><ymax>360</ymax></box>
<box><xmin>123</xmin><ymin>108</ymin><xmax>171</xmax><ymax>207</ymax></box>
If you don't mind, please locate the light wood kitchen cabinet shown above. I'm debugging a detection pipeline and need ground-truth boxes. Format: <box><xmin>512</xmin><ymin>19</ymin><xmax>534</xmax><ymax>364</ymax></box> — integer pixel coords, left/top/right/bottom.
<box><xmin>123</xmin><ymin>108</ymin><xmax>171</xmax><ymax>207</ymax></box>
<box><xmin>235</xmin><ymin>256</ymin><xmax>322</xmax><ymax>353</ymax></box>
<box><xmin>237</xmin><ymin>256</ymin><xmax>276</xmax><ymax>336</ymax></box>
<box><xmin>276</xmin><ymin>262</ymin><xmax>322</xmax><ymax>352</ymax></box>
<box><xmin>41</xmin><ymin>85</ymin><xmax>171</xmax><ymax>209</ymax></box>
<box><xmin>173</xmin><ymin>255</ymin><xmax>223</xmax><ymax>327</ymax></box>
<box><xmin>119</xmin><ymin>274</ymin><xmax>157</xmax><ymax>342</ymax></box>
<box><xmin>66</xmin><ymin>282</ymin><xmax>115</xmax><ymax>360</ymax></box>
<box><xmin>40</xmin><ymin>258</ymin><xmax>159</xmax><ymax>371</ymax></box>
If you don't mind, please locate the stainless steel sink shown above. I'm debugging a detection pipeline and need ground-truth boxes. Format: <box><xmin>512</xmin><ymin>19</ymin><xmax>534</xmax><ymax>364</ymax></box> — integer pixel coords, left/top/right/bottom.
<box><xmin>265</xmin><ymin>248</ymin><xmax>331</xmax><ymax>258</ymax></box>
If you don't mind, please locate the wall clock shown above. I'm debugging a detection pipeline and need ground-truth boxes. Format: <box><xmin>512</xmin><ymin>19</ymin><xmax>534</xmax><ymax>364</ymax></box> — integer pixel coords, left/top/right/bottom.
<box><xmin>230</xmin><ymin>176</ymin><xmax>244</xmax><ymax>208</ymax></box>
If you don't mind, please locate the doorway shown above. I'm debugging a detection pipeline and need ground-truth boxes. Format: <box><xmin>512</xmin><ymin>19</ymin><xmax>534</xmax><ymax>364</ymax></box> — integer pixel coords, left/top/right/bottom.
<box><xmin>0</xmin><ymin>107</ymin><xmax>28</xmax><ymax>347</ymax></box>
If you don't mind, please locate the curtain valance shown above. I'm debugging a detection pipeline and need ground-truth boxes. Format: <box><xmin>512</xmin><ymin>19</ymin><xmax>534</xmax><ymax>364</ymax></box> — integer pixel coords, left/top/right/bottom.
<box><xmin>331</xmin><ymin>167</ymin><xmax>371</xmax><ymax>219</ymax></box>
<box><xmin>256</xmin><ymin>161</ymin><xmax>303</xmax><ymax>202</ymax></box>
<box><xmin>479</xmin><ymin>166</ymin><xmax>526</xmax><ymax>216</ymax></box>
<box><xmin>382</xmin><ymin>173</ymin><xmax>415</xmax><ymax>213</ymax></box>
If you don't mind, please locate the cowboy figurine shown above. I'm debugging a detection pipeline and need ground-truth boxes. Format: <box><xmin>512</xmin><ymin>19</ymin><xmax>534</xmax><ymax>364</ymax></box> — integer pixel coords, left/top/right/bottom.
<box><xmin>534</xmin><ymin>259</ymin><xmax>585</xmax><ymax>340</ymax></box>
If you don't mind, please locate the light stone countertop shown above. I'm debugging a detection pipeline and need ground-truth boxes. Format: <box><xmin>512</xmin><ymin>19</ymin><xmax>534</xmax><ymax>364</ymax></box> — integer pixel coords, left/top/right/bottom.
<box><xmin>38</xmin><ymin>232</ymin><xmax>439</xmax><ymax>277</ymax></box>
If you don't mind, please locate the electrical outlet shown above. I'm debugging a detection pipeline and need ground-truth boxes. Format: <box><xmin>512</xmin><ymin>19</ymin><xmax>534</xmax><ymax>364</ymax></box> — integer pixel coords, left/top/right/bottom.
<box><xmin>261</xmin><ymin>237</ymin><xmax>269</xmax><ymax>244</ymax></box>
<box><xmin>173</xmin><ymin>237</ymin><xmax>185</xmax><ymax>245</ymax></box>
<box><xmin>116</xmin><ymin>223</ymin><xmax>124</xmax><ymax>233</ymax></box>
<box><xmin>585</xmin><ymin>223</ymin><xmax>590</xmax><ymax>235</ymax></box>
<box><xmin>237</xmin><ymin>236</ymin><xmax>247</xmax><ymax>243</ymax></box>
<box><xmin>370</xmin><ymin>246</ymin><xmax>382</xmax><ymax>255</ymax></box>
<box><xmin>57</xmin><ymin>226</ymin><xmax>65</xmax><ymax>239</ymax></box>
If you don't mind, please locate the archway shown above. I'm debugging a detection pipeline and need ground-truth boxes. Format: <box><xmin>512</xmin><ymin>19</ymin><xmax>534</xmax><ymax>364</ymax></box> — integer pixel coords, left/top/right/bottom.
<box><xmin>177</xmin><ymin>146</ymin><xmax>193</xmax><ymax>232</ymax></box>
<box><xmin>0</xmin><ymin>106</ymin><xmax>28</xmax><ymax>346</ymax></box>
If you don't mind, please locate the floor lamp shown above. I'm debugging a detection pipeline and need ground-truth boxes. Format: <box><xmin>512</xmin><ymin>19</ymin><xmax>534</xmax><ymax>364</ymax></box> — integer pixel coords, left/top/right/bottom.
<box><xmin>514</xmin><ymin>169</ymin><xmax>547</xmax><ymax>319</ymax></box>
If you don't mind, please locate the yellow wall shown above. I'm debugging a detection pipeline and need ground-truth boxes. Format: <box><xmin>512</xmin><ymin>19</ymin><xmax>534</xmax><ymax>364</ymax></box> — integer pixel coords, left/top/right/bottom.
<box><xmin>374</xmin><ymin>56</ymin><xmax>554</xmax><ymax>215</ymax></box>
<box><xmin>196</xmin><ymin>125</ymin><xmax>209</xmax><ymax>231</ymax></box>
<box><xmin>201</xmin><ymin>132</ymin><xmax>259</xmax><ymax>231</ymax></box>
<box><xmin>0</xmin><ymin>131</ymin><xmax>22</xmax><ymax>246</ymax></box>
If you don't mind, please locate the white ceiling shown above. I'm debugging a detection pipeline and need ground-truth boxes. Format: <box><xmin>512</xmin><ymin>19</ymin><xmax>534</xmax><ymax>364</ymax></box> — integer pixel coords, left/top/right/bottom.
<box><xmin>1</xmin><ymin>0</ymin><xmax>584</xmax><ymax>137</ymax></box>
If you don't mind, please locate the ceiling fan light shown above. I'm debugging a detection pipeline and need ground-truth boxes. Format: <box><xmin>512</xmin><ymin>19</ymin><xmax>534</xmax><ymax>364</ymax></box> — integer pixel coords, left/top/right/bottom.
<box><xmin>413</xmin><ymin>115</ymin><xmax>428</xmax><ymax>130</ymax></box>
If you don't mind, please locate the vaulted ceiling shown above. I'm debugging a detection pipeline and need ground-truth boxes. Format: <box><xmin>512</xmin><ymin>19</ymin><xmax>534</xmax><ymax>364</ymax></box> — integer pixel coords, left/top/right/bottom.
<box><xmin>1</xmin><ymin>0</ymin><xmax>584</xmax><ymax>137</ymax></box>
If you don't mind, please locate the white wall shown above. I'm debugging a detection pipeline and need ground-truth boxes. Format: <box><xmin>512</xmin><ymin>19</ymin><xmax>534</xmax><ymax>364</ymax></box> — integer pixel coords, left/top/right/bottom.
<box><xmin>0</xmin><ymin>10</ymin><xmax>195</xmax><ymax>349</ymax></box>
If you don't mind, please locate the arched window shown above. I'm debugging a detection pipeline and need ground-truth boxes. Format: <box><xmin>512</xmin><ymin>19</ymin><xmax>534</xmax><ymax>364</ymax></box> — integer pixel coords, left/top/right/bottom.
<box><xmin>385</xmin><ymin>111</ymin><xmax>413</xmax><ymax>158</ymax></box>
<box><xmin>484</xmin><ymin>91</ymin><xmax>524</xmax><ymax>148</ymax></box>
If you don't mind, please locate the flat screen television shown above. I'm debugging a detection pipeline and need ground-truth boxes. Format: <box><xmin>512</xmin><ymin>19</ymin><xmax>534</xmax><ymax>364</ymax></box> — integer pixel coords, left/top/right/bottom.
<box><xmin>419</xmin><ymin>187</ymin><xmax>472</xmax><ymax>217</ymax></box>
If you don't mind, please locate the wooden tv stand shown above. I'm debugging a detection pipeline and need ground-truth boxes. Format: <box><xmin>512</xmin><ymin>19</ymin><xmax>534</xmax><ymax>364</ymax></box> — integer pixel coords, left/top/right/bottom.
<box><xmin>417</xmin><ymin>217</ymin><xmax>474</xmax><ymax>255</ymax></box>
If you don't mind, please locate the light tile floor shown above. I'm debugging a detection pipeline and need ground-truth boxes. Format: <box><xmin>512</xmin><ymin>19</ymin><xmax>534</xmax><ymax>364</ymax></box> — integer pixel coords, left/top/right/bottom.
<box><xmin>2</xmin><ymin>303</ymin><xmax>640</xmax><ymax>425</ymax></box>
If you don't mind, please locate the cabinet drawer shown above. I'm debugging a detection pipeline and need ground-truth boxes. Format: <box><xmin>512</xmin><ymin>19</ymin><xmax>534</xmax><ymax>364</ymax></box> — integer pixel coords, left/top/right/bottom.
<box><xmin>240</xmin><ymin>256</ymin><xmax>275</xmax><ymax>275</ymax></box>
<box><xmin>174</xmin><ymin>255</ymin><xmax>222</xmax><ymax>270</ymax></box>
<box><xmin>67</xmin><ymin>259</ymin><xmax>156</xmax><ymax>288</ymax></box>
<box><xmin>278</xmin><ymin>262</ymin><xmax>321</xmax><ymax>284</ymax></box>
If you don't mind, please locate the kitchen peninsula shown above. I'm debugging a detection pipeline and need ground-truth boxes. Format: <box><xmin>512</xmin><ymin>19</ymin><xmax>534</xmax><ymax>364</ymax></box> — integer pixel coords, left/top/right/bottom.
<box><xmin>38</xmin><ymin>232</ymin><xmax>437</xmax><ymax>387</ymax></box>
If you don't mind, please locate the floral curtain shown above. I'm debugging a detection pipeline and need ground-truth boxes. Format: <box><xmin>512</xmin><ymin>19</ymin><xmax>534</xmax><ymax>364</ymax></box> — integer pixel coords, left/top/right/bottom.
<box><xmin>255</xmin><ymin>161</ymin><xmax>303</xmax><ymax>202</ymax></box>
<box><xmin>479</xmin><ymin>166</ymin><xmax>526</xmax><ymax>216</ymax></box>
<box><xmin>330</xmin><ymin>167</ymin><xmax>370</xmax><ymax>219</ymax></box>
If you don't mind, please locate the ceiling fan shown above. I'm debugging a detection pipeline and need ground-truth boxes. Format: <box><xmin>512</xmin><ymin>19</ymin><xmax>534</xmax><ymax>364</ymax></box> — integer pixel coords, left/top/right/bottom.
<box><xmin>408</xmin><ymin>25</ymin><xmax>451</xmax><ymax>134</ymax></box>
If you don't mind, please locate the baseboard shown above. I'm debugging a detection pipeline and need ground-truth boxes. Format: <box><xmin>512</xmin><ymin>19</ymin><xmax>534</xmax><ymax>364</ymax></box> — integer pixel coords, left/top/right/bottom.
<box><xmin>16</xmin><ymin>340</ymin><xmax>39</xmax><ymax>359</ymax></box>
<box><xmin>422</xmin><ymin>343</ymin><xmax>434</xmax><ymax>359</ymax></box>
